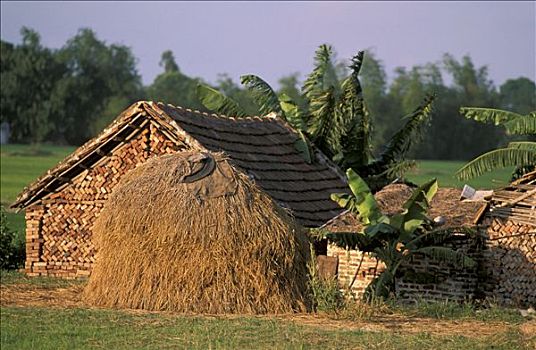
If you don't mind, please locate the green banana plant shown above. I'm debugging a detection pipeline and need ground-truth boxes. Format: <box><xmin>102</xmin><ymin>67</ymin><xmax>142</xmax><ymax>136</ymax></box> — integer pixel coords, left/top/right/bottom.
<box><xmin>320</xmin><ymin>169</ymin><xmax>476</xmax><ymax>300</ymax></box>
<box><xmin>196</xmin><ymin>44</ymin><xmax>435</xmax><ymax>188</ymax></box>
<box><xmin>455</xmin><ymin>108</ymin><xmax>536</xmax><ymax>181</ymax></box>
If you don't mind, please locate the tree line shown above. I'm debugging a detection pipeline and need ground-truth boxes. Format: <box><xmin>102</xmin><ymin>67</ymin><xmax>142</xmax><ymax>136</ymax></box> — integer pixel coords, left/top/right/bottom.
<box><xmin>1</xmin><ymin>27</ymin><xmax>534</xmax><ymax>160</ymax></box>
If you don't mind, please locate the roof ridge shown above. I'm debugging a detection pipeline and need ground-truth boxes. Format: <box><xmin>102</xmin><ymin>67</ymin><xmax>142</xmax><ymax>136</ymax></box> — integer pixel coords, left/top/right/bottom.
<box><xmin>151</xmin><ymin>100</ymin><xmax>347</xmax><ymax>184</ymax></box>
<box><xmin>151</xmin><ymin>101</ymin><xmax>280</xmax><ymax>123</ymax></box>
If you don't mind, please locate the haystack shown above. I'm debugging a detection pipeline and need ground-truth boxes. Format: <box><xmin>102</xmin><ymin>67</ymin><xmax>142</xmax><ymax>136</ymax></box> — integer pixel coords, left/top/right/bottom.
<box><xmin>82</xmin><ymin>151</ymin><xmax>310</xmax><ymax>314</ymax></box>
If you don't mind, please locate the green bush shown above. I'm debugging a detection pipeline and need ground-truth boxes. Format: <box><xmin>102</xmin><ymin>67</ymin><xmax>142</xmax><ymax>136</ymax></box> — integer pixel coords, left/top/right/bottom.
<box><xmin>0</xmin><ymin>206</ymin><xmax>25</xmax><ymax>269</ymax></box>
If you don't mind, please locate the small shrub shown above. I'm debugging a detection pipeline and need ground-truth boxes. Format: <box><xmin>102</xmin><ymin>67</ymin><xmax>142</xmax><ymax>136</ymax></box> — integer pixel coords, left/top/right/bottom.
<box><xmin>0</xmin><ymin>206</ymin><xmax>25</xmax><ymax>270</ymax></box>
<box><xmin>307</xmin><ymin>246</ymin><xmax>344</xmax><ymax>313</ymax></box>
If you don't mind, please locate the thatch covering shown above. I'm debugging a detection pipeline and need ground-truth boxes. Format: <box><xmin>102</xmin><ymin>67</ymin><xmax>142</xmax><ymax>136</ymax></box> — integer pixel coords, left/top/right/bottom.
<box><xmin>83</xmin><ymin>151</ymin><xmax>310</xmax><ymax>314</ymax></box>
<box><xmin>324</xmin><ymin>184</ymin><xmax>485</xmax><ymax>232</ymax></box>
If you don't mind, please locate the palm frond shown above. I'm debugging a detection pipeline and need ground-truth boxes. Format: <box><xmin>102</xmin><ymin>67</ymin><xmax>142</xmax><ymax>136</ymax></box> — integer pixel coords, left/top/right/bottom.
<box><xmin>307</xmin><ymin>86</ymin><xmax>339</xmax><ymax>156</ymax></box>
<box><xmin>503</xmin><ymin>112</ymin><xmax>536</xmax><ymax>135</ymax></box>
<box><xmin>508</xmin><ymin>141</ymin><xmax>536</xmax><ymax>151</ymax></box>
<box><xmin>370</xmin><ymin>94</ymin><xmax>435</xmax><ymax>172</ymax></box>
<box><xmin>338</xmin><ymin>52</ymin><xmax>373</xmax><ymax>169</ymax></box>
<box><xmin>302</xmin><ymin>44</ymin><xmax>338</xmax><ymax>101</ymax></box>
<box><xmin>240</xmin><ymin>74</ymin><xmax>284</xmax><ymax>117</ymax></box>
<box><xmin>278</xmin><ymin>93</ymin><xmax>305</xmax><ymax>131</ymax></box>
<box><xmin>332</xmin><ymin>169</ymin><xmax>387</xmax><ymax>225</ymax></box>
<box><xmin>414</xmin><ymin>246</ymin><xmax>476</xmax><ymax>268</ymax></box>
<box><xmin>405</xmin><ymin>226</ymin><xmax>476</xmax><ymax>249</ymax></box>
<box><xmin>366</xmin><ymin>160</ymin><xmax>417</xmax><ymax>182</ymax></box>
<box><xmin>390</xmin><ymin>178</ymin><xmax>437</xmax><ymax>238</ymax></box>
<box><xmin>455</xmin><ymin>147</ymin><xmax>536</xmax><ymax>180</ymax></box>
<box><xmin>459</xmin><ymin>107</ymin><xmax>523</xmax><ymax>126</ymax></box>
<box><xmin>196</xmin><ymin>84</ymin><xmax>249</xmax><ymax>117</ymax></box>
<box><xmin>294</xmin><ymin>129</ymin><xmax>313</xmax><ymax>164</ymax></box>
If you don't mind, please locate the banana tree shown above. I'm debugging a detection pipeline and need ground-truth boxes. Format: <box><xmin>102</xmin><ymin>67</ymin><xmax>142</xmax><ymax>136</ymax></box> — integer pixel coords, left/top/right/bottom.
<box><xmin>456</xmin><ymin>108</ymin><xmax>536</xmax><ymax>181</ymax></box>
<box><xmin>196</xmin><ymin>44</ymin><xmax>435</xmax><ymax>190</ymax></box>
<box><xmin>313</xmin><ymin>169</ymin><xmax>476</xmax><ymax>299</ymax></box>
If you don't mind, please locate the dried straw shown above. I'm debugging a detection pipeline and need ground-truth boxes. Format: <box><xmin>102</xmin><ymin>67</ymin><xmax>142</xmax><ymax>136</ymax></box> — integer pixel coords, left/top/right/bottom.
<box><xmin>83</xmin><ymin>151</ymin><xmax>310</xmax><ymax>314</ymax></box>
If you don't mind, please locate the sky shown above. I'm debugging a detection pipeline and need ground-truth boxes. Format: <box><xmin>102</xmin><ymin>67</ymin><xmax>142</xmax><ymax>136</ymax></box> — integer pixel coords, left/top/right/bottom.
<box><xmin>1</xmin><ymin>1</ymin><xmax>535</xmax><ymax>88</ymax></box>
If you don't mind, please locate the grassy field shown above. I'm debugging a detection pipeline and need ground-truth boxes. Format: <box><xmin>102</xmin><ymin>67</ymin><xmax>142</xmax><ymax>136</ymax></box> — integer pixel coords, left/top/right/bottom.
<box><xmin>1</xmin><ymin>272</ymin><xmax>533</xmax><ymax>350</ymax></box>
<box><xmin>0</xmin><ymin>144</ymin><xmax>513</xmax><ymax>241</ymax></box>
<box><xmin>2</xmin><ymin>307</ymin><xmax>530</xmax><ymax>350</ymax></box>
<box><xmin>1</xmin><ymin>144</ymin><xmax>75</xmax><ymax>236</ymax></box>
<box><xmin>405</xmin><ymin>160</ymin><xmax>513</xmax><ymax>189</ymax></box>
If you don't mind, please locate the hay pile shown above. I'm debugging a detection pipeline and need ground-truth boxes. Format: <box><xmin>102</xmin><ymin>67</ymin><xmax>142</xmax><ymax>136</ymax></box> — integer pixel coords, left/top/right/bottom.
<box><xmin>83</xmin><ymin>151</ymin><xmax>310</xmax><ymax>314</ymax></box>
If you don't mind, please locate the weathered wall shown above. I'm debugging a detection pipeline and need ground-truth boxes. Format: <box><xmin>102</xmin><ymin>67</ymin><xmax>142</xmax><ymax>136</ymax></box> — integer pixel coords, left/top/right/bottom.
<box><xmin>395</xmin><ymin>234</ymin><xmax>482</xmax><ymax>303</ymax></box>
<box><xmin>25</xmin><ymin>123</ymin><xmax>187</xmax><ymax>278</ymax></box>
<box><xmin>329</xmin><ymin>220</ymin><xmax>535</xmax><ymax>306</ymax></box>
<box><xmin>327</xmin><ymin>244</ymin><xmax>384</xmax><ymax>298</ymax></box>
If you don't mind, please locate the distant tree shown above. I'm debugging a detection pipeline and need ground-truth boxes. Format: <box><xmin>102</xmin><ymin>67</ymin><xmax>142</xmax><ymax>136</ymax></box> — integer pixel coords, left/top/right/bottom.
<box><xmin>51</xmin><ymin>28</ymin><xmax>143</xmax><ymax>144</ymax></box>
<box><xmin>160</xmin><ymin>50</ymin><xmax>180</xmax><ymax>73</ymax></box>
<box><xmin>0</xmin><ymin>28</ymin><xmax>65</xmax><ymax>143</ymax></box>
<box><xmin>359</xmin><ymin>51</ymin><xmax>390</xmax><ymax>151</ymax></box>
<box><xmin>404</xmin><ymin>55</ymin><xmax>505</xmax><ymax>160</ymax></box>
<box><xmin>499</xmin><ymin>78</ymin><xmax>536</xmax><ymax>115</ymax></box>
<box><xmin>146</xmin><ymin>50</ymin><xmax>205</xmax><ymax>111</ymax></box>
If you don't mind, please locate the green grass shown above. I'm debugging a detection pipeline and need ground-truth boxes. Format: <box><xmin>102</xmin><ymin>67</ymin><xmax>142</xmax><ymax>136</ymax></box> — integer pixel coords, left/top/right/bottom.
<box><xmin>0</xmin><ymin>270</ymin><xmax>85</xmax><ymax>288</ymax></box>
<box><xmin>406</xmin><ymin>160</ymin><xmax>513</xmax><ymax>189</ymax></box>
<box><xmin>0</xmin><ymin>144</ymin><xmax>75</xmax><ymax>241</ymax></box>
<box><xmin>1</xmin><ymin>306</ymin><xmax>531</xmax><ymax>350</ymax></box>
<box><xmin>0</xmin><ymin>144</ymin><xmax>75</xmax><ymax>206</ymax></box>
<box><xmin>391</xmin><ymin>299</ymin><xmax>525</xmax><ymax>324</ymax></box>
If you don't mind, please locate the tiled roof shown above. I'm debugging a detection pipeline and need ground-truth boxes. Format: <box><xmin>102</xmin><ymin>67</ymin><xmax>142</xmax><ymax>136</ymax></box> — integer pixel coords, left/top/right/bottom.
<box><xmin>13</xmin><ymin>101</ymin><xmax>348</xmax><ymax>228</ymax></box>
<box><xmin>156</xmin><ymin>103</ymin><xmax>347</xmax><ymax>227</ymax></box>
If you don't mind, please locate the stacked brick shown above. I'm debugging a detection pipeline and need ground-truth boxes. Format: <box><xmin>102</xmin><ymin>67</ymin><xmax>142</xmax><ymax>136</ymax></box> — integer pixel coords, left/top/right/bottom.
<box><xmin>480</xmin><ymin>217</ymin><xmax>536</xmax><ymax>306</ymax></box>
<box><xmin>25</xmin><ymin>125</ymin><xmax>184</xmax><ymax>278</ymax></box>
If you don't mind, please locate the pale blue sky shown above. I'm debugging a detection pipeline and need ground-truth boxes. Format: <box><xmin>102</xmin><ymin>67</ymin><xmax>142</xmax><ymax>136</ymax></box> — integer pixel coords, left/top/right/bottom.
<box><xmin>1</xmin><ymin>1</ymin><xmax>534</xmax><ymax>87</ymax></box>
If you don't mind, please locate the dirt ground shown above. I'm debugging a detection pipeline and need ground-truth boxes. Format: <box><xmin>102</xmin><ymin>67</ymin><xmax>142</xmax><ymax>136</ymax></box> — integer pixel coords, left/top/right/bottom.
<box><xmin>1</xmin><ymin>281</ymin><xmax>535</xmax><ymax>341</ymax></box>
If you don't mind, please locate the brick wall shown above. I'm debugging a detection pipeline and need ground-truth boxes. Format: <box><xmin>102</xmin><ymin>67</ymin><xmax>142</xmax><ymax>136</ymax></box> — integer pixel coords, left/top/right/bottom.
<box><xmin>328</xmin><ymin>221</ymin><xmax>535</xmax><ymax>306</ymax></box>
<box><xmin>327</xmin><ymin>244</ymin><xmax>384</xmax><ymax>298</ymax></box>
<box><xmin>25</xmin><ymin>124</ymin><xmax>186</xmax><ymax>278</ymax></box>
<box><xmin>395</xmin><ymin>233</ymin><xmax>482</xmax><ymax>303</ymax></box>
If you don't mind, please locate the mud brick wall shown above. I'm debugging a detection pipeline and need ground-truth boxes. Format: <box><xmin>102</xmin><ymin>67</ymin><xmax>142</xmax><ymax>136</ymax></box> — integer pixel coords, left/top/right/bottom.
<box><xmin>395</xmin><ymin>234</ymin><xmax>482</xmax><ymax>303</ymax></box>
<box><xmin>480</xmin><ymin>216</ymin><xmax>536</xmax><ymax>307</ymax></box>
<box><xmin>327</xmin><ymin>244</ymin><xmax>384</xmax><ymax>298</ymax></box>
<box><xmin>25</xmin><ymin>125</ymin><xmax>186</xmax><ymax>278</ymax></box>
